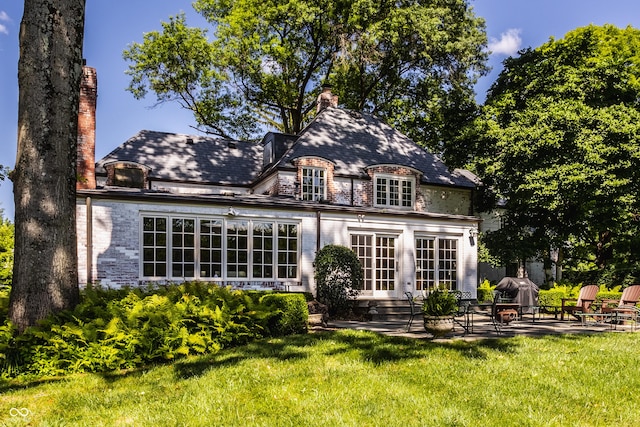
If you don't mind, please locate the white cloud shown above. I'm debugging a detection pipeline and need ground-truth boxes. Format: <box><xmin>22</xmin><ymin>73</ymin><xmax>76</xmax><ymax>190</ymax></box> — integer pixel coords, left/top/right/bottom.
<box><xmin>488</xmin><ymin>28</ymin><xmax>522</xmax><ymax>56</ymax></box>
<box><xmin>0</xmin><ymin>11</ymin><xmax>10</xmax><ymax>35</ymax></box>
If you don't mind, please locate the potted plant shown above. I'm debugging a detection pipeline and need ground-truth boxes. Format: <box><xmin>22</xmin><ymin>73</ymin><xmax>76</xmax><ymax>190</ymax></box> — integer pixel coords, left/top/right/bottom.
<box><xmin>422</xmin><ymin>288</ymin><xmax>458</xmax><ymax>337</ymax></box>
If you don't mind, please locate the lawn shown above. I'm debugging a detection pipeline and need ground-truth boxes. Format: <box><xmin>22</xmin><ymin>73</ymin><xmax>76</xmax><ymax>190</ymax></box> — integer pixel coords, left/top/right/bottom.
<box><xmin>1</xmin><ymin>329</ymin><xmax>638</xmax><ymax>426</ymax></box>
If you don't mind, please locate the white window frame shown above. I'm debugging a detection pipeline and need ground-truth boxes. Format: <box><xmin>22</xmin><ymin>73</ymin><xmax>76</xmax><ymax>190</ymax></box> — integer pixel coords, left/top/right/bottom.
<box><xmin>374</xmin><ymin>174</ymin><xmax>414</xmax><ymax>208</ymax></box>
<box><xmin>415</xmin><ymin>236</ymin><xmax>459</xmax><ymax>291</ymax></box>
<box><xmin>140</xmin><ymin>214</ymin><xmax>300</xmax><ymax>281</ymax></box>
<box><xmin>301</xmin><ymin>167</ymin><xmax>326</xmax><ymax>201</ymax></box>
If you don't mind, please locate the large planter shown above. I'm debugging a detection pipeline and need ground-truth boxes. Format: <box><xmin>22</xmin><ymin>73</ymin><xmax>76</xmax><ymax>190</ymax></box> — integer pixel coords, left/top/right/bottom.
<box><xmin>423</xmin><ymin>315</ymin><xmax>454</xmax><ymax>337</ymax></box>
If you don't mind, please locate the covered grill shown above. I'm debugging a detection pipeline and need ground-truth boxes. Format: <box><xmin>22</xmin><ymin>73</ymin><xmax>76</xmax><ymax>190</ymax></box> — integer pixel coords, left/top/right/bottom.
<box><xmin>495</xmin><ymin>277</ymin><xmax>539</xmax><ymax>314</ymax></box>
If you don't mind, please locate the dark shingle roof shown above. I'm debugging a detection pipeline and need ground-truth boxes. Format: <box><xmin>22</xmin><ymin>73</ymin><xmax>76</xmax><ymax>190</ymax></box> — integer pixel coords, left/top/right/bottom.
<box><xmin>96</xmin><ymin>109</ymin><xmax>478</xmax><ymax>189</ymax></box>
<box><xmin>277</xmin><ymin>108</ymin><xmax>478</xmax><ymax>188</ymax></box>
<box><xmin>96</xmin><ymin>130</ymin><xmax>262</xmax><ymax>185</ymax></box>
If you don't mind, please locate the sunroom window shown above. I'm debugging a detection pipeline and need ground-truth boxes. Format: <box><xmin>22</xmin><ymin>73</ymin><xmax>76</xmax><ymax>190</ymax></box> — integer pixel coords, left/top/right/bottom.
<box><xmin>141</xmin><ymin>215</ymin><xmax>299</xmax><ymax>281</ymax></box>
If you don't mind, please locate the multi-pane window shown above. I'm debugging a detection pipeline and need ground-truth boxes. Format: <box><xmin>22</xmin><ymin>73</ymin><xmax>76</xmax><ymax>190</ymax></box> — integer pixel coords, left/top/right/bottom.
<box><xmin>171</xmin><ymin>218</ymin><xmax>196</xmax><ymax>278</ymax></box>
<box><xmin>350</xmin><ymin>233</ymin><xmax>396</xmax><ymax>292</ymax></box>
<box><xmin>375</xmin><ymin>175</ymin><xmax>413</xmax><ymax>208</ymax></box>
<box><xmin>199</xmin><ymin>219</ymin><xmax>223</xmax><ymax>278</ymax></box>
<box><xmin>415</xmin><ymin>237</ymin><xmax>458</xmax><ymax>291</ymax></box>
<box><xmin>227</xmin><ymin>221</ymin><xmax>248</xmax><ymax>278</ymax></box>
<box><xmin>277</xmin><ymin>223</ymin><xmax>298</xmax><ymax>279</ymax></box>
<box><xmin>351</xmin><ymin>234</ymin><xmax>372</xmax><ymax>291</ymax></box>
<box><xmin>302</xmin><ymin>167</ymin><xmax>326</xmax><ymax>201</ymax></box>
<box><xmin>376</xmin><ymin>236</ymin><xmax>395</xmax><ymax>291</ymax></box>
<box><xmin>253</xmin><ymin>222</ymin><xmax>274</xmax><ymax>278</ymax></box>
<box><xmin>142</xmin><ymin>217</ymin><xmax>167</xmax><ymax>277</ymax></box>
<box><xmin>141</xmin><ymin>215</ymin><xmax>299</xmax><ymax>281</ymax></box>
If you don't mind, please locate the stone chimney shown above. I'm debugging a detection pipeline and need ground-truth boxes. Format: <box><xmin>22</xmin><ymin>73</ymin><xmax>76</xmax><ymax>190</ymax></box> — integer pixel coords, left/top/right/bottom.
<box><xmin>316</xmin><ymin>84</ymin><xmax>338</xmax><ymax>113</ymax></box>
<box><xmin>77</xmin><ymin>64</ymin><xmax>97</xmax><ymax>189</ymax></box>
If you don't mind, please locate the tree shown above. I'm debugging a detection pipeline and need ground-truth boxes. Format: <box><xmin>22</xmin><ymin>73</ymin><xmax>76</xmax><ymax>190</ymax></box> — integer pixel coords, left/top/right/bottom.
<box><xmin>10</xmin><ymin>0</ymin><xmax>85</xmax><ymax>331</ymax></box>
<box><xmin>314</xmin><ymin>245</ymin><xmax>363</xmax><ymax>316</ymax></box>
<box><xmin>123</xmin><ymin>0</ymin><xmax>488</xmax><ymax>151</ymax></box>
<box><xmin>456</xmin><ymin>25</ymin><xmax>640</xmax><ymax>284</ymax></box>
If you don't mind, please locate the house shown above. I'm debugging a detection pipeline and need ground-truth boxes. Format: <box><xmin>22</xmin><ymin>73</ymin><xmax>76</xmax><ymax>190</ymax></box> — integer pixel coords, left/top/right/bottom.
<box><xmin>75</xmin><ymin>67</ymin><xmax>481</xmax><ymax>300</ymax></box>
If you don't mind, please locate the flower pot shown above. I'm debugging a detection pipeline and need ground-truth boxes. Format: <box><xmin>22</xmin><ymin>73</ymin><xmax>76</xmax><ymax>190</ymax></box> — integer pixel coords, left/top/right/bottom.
<box><xmin>423</xmin><ymin>315</ymin><xmax>454</xmax><ymax>337</ymax></box>
<box><xmin>308</xmin><ymin>313</ymin><xmax>327</xmax><ymax>327</ymax></box>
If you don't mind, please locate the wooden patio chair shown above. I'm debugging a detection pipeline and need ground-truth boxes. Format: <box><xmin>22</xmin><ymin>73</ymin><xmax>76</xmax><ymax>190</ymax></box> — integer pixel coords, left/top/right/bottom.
<box><xmin>601</xmin><ymin>284</ymin><xmax>640</xmax><ymax>328</ymax></box>
<box><xmin>560</xmin><ymin>284</ymin><xmax>599</xmax><ymax>321</ymax></box>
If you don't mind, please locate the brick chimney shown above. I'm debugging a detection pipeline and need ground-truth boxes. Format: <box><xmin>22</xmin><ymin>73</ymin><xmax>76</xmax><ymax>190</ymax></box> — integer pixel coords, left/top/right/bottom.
<box><xmin>316</xmin><ymin>84</ymin><xmax>338</xmax><ymax>113</ymax></box>
<box><xmin>77</xmin><ymin>64</ymin><xmax>97</xmax><ymax>189</ymax></box>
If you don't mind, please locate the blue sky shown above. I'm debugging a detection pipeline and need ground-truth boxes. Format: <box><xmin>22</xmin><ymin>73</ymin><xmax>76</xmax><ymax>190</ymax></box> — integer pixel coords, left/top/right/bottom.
<box><xmin>2</xmin><ymin>0</ymin><xmax>640</xmax><ymax>219</ymax></box>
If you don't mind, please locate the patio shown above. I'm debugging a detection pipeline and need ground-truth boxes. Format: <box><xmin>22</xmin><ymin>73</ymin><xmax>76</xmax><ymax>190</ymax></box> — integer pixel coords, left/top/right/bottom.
<box><xmin>326</xmin><ymin>311</ymin><xmax>638</xmax><ymax>341</ymax></box>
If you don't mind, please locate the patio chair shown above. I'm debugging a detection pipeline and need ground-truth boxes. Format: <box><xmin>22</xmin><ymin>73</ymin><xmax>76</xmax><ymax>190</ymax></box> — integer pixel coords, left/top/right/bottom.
<box><xmin>600</xmin><ymin>284</ymin><xmax>640</xmax><ymax>328</ymax></box>
<box><xmin>452</xmin><ymin>290</ymin><xmax>475</xmax><ymax>334</ymax></box>
<box><xmin>560</xmin><ymin>284</ymin><xmax>599</xmax><ymax>321</ymax></box>
<box><xmin>491</xmin><ymin>291</ymin><xmax>519</xmax><ymax>334</ymax></box>
<box><xmin>405</xmin><ymin>291</ymin><xmax>421</xmax><ymax>332</ymax></box>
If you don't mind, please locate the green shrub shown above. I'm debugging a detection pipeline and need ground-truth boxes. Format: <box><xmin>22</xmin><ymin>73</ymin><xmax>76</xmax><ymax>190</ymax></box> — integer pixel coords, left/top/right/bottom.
<box><xmin>421</xmin><ymin>289</ymin><xmax>458</xmax><ymax>316</ymax></box>
<box><xmin>260</xmin><ymin>293</ymin><xmax>308</xmax><ymax>336</ymax></box>
<box><xmin>0</xmin><ymin>282</ymin><xmax>307</xmax><ymax>380</ymax></box>
<box><xmin>314</xmin><ymin>245</ymin><xmax>363</xmax><ymax>316</ymax></box>
<box><xmin>476</xmin><ymin>279</ymin><xmax>495</xmax><ymax>303</ymax></box>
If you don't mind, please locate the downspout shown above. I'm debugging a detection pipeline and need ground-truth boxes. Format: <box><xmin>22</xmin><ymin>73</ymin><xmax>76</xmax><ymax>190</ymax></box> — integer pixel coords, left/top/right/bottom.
<box><xmin>316</xmin><ymin>210</ymin><xmax>321</xmax><ymax>253</ymax></box>
<box><xmin>350</xmin><ymin>178</ymin><xmax>354</xmax><ymax>206</ymax></box>
<box><xmin>86</xmin><ymin>196</ymin><xmax>93</xmax><ymax>284</ymax></box>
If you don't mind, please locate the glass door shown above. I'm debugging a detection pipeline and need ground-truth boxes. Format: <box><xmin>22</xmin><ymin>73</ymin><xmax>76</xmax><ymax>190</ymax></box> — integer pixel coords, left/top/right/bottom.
<box><xmin>351</xmin><ymin>233</ymin><xmax>398</xmax><ymax>298</ymax></box>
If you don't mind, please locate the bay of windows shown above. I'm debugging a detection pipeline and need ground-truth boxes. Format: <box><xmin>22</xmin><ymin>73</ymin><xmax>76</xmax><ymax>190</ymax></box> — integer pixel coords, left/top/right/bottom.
<box><xmin>142</xmin><ymin>215</ymin><xmax>299</xmax><ymax>281</ymax></box>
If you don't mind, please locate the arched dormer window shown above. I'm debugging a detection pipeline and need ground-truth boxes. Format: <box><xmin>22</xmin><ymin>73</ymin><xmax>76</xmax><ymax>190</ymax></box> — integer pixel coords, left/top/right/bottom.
<box><xmin>293</xmin><ymin>157</ymin><xmax>335</xmax><ymax>202</ymax></box>
<box><xmin>104</xmin><ymin>161</ymin><xmax>151</xmax><ymax>189</ymax></box>
<box><xmin>301</xmin><ymin>167</ymin><xmax>326</xmax><ymax>201</ymax></box>
<box><xmin>367</xmin><ymin>165</ymin><xmax>420</xmax><ymax>210</ymax></box>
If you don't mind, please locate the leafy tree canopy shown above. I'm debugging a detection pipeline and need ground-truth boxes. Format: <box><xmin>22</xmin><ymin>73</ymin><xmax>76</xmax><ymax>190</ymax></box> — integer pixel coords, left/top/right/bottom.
<box><xmin>123</xmin><ymin>0</ymin><xmax>488</xmax><ymax>150</ymax></box>
<box><xmin>457</xmin><ymin>25</ymin><xmax>640</xmax><ymax>277</ymax></box>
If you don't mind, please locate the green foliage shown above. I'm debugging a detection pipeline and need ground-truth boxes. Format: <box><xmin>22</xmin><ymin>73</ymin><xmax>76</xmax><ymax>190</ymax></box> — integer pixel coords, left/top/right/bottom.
<box><xmin>0</xmin><ymin>217</ymin><xmax>13</xmax><ymax>285</ymax></box>
<box><xmin>260</xmin><ymin>293</ymin><xmax>309</xmax><ymax>336</ymax></box>
<box><xmin>476</xmin><ymin>279</ymin><xmax>495</xmax><ymax>303</ymax></box>
<box><xmin>124</xmin><ymin>0</ymin><xmax>488</xmax><ymax>151</ymax></box>
<box><xmin>314</xmin><ymin>245</ymin><xmax>363</xmax><ymax>316</ymax></box>
<box><xmin>457</xmin><ymin>25</ymin><xmax>640</xmax><ymax>275</ymax></box>
<box><xmin>0</xmin><ymin>283</ymin><xmax>306</xmax><ymax>379</ymax></box>
<box><xmin>421</xmin><ymin>288</ymin><xmax>458</xmax><ymax>316</ymax></box>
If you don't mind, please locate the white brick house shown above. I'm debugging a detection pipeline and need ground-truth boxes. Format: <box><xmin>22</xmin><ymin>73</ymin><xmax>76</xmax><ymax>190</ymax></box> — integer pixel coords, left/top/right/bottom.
<box><xmin>75</xmin><ymin>69</ymin><xmax>481</xmax><ymax>300</ymax></box>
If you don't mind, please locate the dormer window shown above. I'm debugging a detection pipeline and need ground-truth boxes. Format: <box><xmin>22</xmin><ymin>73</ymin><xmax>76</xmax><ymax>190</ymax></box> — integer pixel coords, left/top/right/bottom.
<box><xmin>104</xmin><ymin>161</ymin><xmax>150</xmax><ymax>189</ymax></box>
<box><xmin>301</xmin><ymin>167</ymin><xmax>326</xmax><ymax>201</ymax></box>
<box><xmin>375</xmin><ymin>174</ymin><xmax>414</xmax><ymax>208</ymax></box>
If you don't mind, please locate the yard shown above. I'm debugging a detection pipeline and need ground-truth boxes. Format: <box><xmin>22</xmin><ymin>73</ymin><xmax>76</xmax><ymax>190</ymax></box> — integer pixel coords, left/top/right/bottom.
<box><xmin>1</xmin><ymin>329</ymin><xmax>638</xmax><ymax>426</ymax></box>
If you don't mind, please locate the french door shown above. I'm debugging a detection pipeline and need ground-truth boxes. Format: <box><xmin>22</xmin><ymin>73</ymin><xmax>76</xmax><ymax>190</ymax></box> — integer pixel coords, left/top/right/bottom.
<box><xmin>415</xmin><ymin>236</ymin><xmax>458</xmax><ymax>292</ymax></box>
<box><xmin>351</xmin><ymin>233</ymin><xmax>398</xmax><ymax>298</ymax></box>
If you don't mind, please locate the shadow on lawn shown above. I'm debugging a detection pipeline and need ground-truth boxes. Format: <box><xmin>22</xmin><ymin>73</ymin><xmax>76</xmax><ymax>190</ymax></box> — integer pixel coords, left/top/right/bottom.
<box><xmin>171</xmin><ymin>329</ymin><xmax>594</xmax><ymax>380</ymax></box>
<box><xmin>0</xmin><ymin>329</ymin><xmax>602</xmax><ymax>391</ymax></box>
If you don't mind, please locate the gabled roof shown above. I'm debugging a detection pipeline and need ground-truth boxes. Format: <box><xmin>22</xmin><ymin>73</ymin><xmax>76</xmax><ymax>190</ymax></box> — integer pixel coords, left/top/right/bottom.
<box><xmin>95</xmin><ymin>108</ymin><xmax>478</xmax><ymax>189</ymax></box>
<box><xmin>96</xmin><ymin>130</ymin><xmax>262</xmax><ymax>186</ymax></box>
<box><xmin>276</xmin><ymin>107</ymin><xmax>477</xmax><ymax>188</ymax></box>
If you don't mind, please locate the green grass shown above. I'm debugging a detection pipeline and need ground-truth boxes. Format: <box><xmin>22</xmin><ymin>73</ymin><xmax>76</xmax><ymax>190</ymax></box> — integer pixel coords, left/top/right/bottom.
<box><xmin>1</xmin><ymin>330</ymin><xmax>638</xmax><ymax>426</ymax></box>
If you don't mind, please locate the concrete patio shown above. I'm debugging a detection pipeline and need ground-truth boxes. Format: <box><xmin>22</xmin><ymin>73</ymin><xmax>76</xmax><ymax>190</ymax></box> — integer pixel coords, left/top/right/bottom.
<box><xmin>325</xmin><ymin>312</ymin><xmax>637</xmax><ymax>341</ymax></box>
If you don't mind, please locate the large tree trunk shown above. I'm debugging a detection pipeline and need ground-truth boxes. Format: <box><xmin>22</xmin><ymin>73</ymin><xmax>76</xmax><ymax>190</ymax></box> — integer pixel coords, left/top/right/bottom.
<box><xmin>9</xmin><ymin>0</ymin><xmax>86</xmax><ymax>332</ymax></box>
